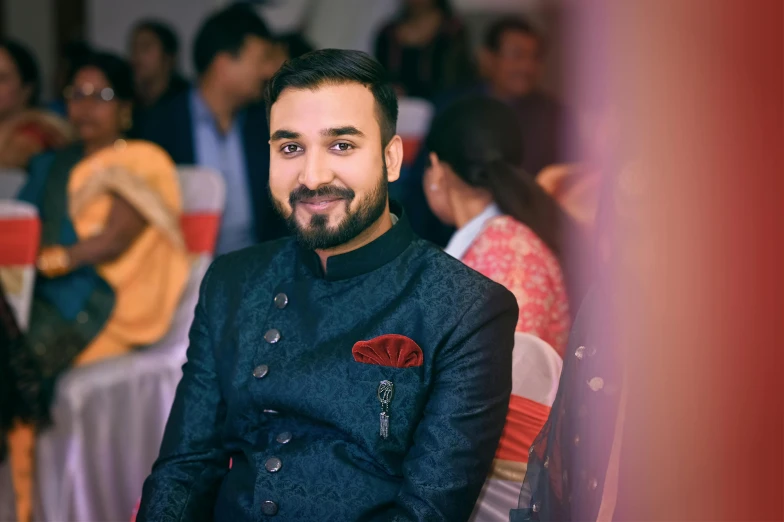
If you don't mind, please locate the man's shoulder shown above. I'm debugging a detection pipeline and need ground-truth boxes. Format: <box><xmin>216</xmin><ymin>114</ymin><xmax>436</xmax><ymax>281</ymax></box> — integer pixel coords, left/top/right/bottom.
<box><xmin>406</xmin><ymin>240</ymin><xmax>519</xmax><ymax>340</ymax></box>
<box><xmin>205</xmin><ymin>237</ymin><xmax>298</xmax><ymax>286</ymax></box>
<box><xmin>408</xmin><ymin>239</ymin><xmax>517</xmax><ymax>305</ymax></box>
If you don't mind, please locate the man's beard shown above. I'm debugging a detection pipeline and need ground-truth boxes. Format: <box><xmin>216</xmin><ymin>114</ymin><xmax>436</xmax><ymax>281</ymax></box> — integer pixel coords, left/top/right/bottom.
<box><xmin>273</xmin><ymin>165</ymin><xmax>389</xmax><ymax>250</ymax></box>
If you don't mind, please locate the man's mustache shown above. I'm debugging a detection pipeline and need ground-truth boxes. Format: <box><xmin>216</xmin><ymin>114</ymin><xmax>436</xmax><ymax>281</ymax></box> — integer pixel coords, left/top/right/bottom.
<box><xmin>289</xmin><ymin>185</ymin><xmax>355</xmax><ymax>206</ymax></box>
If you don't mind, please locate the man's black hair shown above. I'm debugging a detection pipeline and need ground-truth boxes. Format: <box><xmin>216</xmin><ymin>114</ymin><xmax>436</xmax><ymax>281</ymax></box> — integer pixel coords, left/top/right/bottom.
<box><xmin>265</xmin><ymin>49</ymin><xmax>398</xmax><ymax>146</ymax></box>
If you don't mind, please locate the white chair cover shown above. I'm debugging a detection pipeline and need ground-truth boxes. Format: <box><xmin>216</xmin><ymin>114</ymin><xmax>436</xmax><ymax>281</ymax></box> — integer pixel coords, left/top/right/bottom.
<box><xmin>175</xmin><ymin>166</ymin><xmax>226</xmax><ymax>214</ymax></box>
<box><xmin>470</xmin><ymin>333</ymin><xmax>563</xmax><ymax>522</ymax></box>
<box><xmin>0</xmin><ymin>169</ymin><xmax>26</xmax><ymax>199</ymax></box>
<box><xmin>397</xmin><ymin>97</ymin><xmax>434</xmax><ymax>167</ymax></box>
<box><xmin>26</xmin><ymin>167</ymin><xmax>224</xmax><ymax>522</ymax></box>
<box><xmin>397</xmin><ymin>97</ymin><xmax>434</xmax><ymax>139</ymax></box>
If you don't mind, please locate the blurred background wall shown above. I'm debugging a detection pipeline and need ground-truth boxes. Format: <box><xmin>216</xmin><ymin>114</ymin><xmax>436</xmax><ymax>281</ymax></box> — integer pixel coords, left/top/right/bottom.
<box><xmin>3</xmin><ymin>0</ymin><xmax>57</xmax><ymax>99</ymax></box>
<box><xmin>1</xmin><ymin>0</ymin><xmax>566</xmax><ymax>101</ymax></box>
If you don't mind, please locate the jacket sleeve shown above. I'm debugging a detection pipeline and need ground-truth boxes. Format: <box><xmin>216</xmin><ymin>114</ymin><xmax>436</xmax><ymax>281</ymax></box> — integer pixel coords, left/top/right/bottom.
<box><xmin>137</xmin><ymin>263</ymin><xmax>228</xmax><ymax>522</ymax></box>
<box><xmin>368</xmin><ymin>285</ymin><xmax>518</xmax><ymax>522</ymax></box>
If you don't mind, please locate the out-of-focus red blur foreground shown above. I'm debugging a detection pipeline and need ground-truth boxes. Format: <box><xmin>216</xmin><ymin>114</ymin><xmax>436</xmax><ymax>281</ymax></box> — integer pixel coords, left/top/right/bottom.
<box><xmin>592</xmin><ymin>0</ymin><xmax>783</xmax><ymax>519</ymax></box>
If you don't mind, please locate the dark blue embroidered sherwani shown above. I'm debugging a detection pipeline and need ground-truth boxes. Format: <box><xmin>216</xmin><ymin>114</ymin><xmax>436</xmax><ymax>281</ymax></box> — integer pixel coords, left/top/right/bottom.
<box><xmin>138</xmin><ymin>208</ymin><xmax>518</xmax><ymax>521</ymax></box>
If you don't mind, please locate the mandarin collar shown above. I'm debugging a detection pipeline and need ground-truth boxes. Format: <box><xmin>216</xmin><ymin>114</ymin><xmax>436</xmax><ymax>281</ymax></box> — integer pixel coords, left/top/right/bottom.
<box><xmin>299</xmin><ymin>201</ymin><xmax>414</xmax><ymax>281</ymax></box>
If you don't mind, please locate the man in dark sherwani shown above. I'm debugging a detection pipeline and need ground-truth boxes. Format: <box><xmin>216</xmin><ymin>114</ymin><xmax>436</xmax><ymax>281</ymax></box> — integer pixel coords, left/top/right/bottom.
<box><xmin>138</xmin><ymin>49</ymin><xmax>517</xmax><ymax>522</ymax></box>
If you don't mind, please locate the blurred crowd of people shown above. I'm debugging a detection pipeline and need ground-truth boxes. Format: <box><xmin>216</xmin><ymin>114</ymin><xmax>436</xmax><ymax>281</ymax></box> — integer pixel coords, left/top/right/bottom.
<box><xmin>0</xmin><ymin>1</ymin><xmax>602</xmax><ymax>521</ymax></box>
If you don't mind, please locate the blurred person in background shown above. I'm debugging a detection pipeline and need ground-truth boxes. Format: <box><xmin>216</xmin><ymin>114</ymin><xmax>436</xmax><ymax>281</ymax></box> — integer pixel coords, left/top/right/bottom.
<box><xmin>0</xmin><ymin>286</ymin><xmax>26</xmax><ymax>522</ymax></box>
<box><xmin>425</xmin><ymin>96</ymin><xmax>570</xmax><ymax>355</ymax></box>
<box><xmin>0</xmin><ymin>285</ymin><xmax>23</xmax><ymax>463</ymax></box>
<box><xmin>480</xmin><ymin>17</ymin><xmax>570</xmax><ymax>177</ymax></box>
<box><xmin>0</xmin><ymin>39</ymin><xmax>73</xmax><ymax>170</ymax></box>
<box><xmin>510</xmin><ymin>158</ymin><xmax>641</xmax><ymax>522</ymax></box>
<box><xmin>7</xmin><ymin>52</ymin><xmax>189</xmax><ymax>522</ymax></box>
<box><xmin>374</xmin><ymin>0</ymin><xmax>474</xmax><ymax>100</ymax></box>
<box><xmin>537</xmin><ymin>104</ymin><xmax>614</xmax><ymax>233</ymax></box>
<box><xmin>274</xmin><ymin>32</ymin><xmax>315</xmax><ymax>64</ymax></box>
<box><xmin>47</xmin><ymin>41</ymin><xmax>93</xmax><ymax>117</ymax></box>
<box><xmin>140</xmin><ymin>4</ymin><xmax>288</xmax><ymax>254</ymax></box>
<box><xmin>129</xmin><ymin>19</ymin><xmax>189</xmax><ymax>130</ymax></box>
<box><xmin>424</xmin><ymin>97</ymin><xmax>570</xmax><ymax>521</ymax></box>
<box><xmin>400</xmin><ymin>16</ymin><xmax>571</xmax><ymax>246</ymax></box>
<box><xmin>437</xmin><ymin>15</ymin><xmax>571</xmax><ymax>181</ymax></box>
<box><xmin>534</xmin><ymin>101</ymin><xmax>616</xmax><ymax>308</ymax></box>
<box><xmin>263</xmin><ymin>31</ymin><xmax>316</xmax><ymax>90</ymax></box>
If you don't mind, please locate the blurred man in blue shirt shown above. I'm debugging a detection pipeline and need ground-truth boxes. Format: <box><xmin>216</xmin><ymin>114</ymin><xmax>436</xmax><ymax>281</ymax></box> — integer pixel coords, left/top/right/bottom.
<box><xmin>140</xmin><ymin>4</ymin><xmax>287</xmax><ymax>253</ymax></box>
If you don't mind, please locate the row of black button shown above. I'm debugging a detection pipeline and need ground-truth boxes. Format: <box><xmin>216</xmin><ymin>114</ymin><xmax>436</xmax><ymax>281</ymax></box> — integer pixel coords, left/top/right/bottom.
<box><xmin>259</xmin><ymin>293</ymin><xmax>290</xmax><ymax>517</ymax></box>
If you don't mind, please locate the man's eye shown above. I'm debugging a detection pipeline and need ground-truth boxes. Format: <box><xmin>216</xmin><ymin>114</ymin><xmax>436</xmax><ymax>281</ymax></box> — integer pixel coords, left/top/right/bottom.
<box><xmin>282</xmin><ymin>144</ymin><xmax>301</xmax><ymax>154</ymax></box>
<box><xmin>331</xmin><ymin>143</ymin><xmax>353</xmax><ymax>152</ymax></box>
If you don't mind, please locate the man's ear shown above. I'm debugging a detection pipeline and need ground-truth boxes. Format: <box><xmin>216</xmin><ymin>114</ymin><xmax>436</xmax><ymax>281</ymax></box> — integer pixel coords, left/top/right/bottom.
<box><xmin>384</xmin><ymin>135</ymin><xmax>404</xmax><ymax>183</ymax></box>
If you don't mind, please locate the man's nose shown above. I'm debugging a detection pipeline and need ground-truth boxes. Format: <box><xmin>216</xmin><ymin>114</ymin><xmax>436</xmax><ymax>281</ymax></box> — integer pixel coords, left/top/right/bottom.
<box><xmin>298</xmin><ymin>149</ymin><xmax>335</xmax><ymax>190</ymax></box>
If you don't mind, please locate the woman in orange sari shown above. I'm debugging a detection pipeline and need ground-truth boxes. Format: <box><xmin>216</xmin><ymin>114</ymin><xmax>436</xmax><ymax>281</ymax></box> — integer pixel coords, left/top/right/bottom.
<box><xmin>6</xmin><ymin>51</ymin><xmax>189</xmax><ymax>522</ymax></box>
<box><xmin>0</xmin><ymin>39</ymin><xmax>73</xmax><ymax>170</ymax></box>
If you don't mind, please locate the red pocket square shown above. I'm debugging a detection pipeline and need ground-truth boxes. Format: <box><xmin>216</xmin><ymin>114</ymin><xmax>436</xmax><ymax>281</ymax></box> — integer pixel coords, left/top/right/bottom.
<box><xmin>352</xmin><ymin>334</ymin><xmax>423</xmax><ymax>368</ymax></box>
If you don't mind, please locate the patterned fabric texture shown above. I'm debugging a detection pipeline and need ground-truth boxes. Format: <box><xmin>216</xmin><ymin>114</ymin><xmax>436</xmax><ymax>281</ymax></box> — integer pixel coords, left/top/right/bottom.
<box><xmin>138</xmin><ymin>211</ymin><xmax>519</xmax><ymax>522</ymax></box>
<box><xmin>462</xmin><ymin>216</ymin><xmax>570</xmax><ymax>356</ymax></box>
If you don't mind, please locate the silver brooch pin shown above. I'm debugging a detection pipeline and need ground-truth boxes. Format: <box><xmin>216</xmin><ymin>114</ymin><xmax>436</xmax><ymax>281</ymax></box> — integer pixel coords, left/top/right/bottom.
<box><xmin>377</xmin><ymin>380</ymin><xmax>394</xmax><ymax>439</ymax></box>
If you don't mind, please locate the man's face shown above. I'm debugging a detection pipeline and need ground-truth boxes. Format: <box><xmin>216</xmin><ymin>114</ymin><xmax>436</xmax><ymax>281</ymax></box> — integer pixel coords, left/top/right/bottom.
<box><xmin>130</xmin><ymin>29</ymin><xmax>170</xmax><ymax>85</ymax></box>
<box><xmin>268</xmin><ymin>83</ymin><xmax>400</xmax><ymax>250</ymax></box>
<box><xmin>485</xmin><ymin>31</ymin><xmax>542</xmax><ymax>98</ymax></box>
<box><xmin>222</xmin><ymin>35</ymin><xmax>275</xmax><ymax>103</ymax></box>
